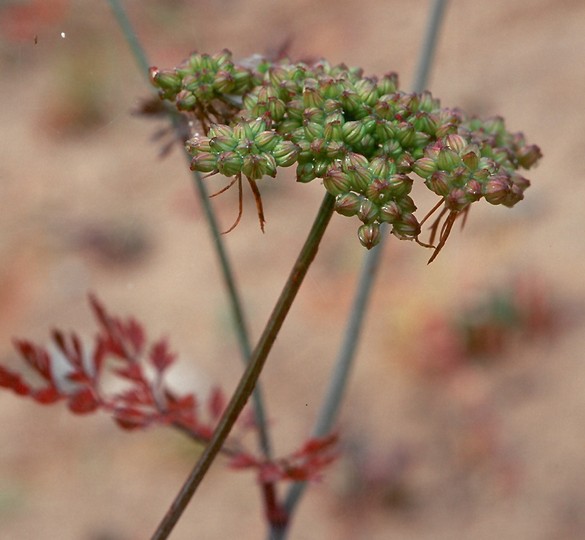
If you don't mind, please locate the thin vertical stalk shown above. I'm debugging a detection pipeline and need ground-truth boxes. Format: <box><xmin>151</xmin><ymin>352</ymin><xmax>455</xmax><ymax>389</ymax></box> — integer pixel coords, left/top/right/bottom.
<box><xmin>151</xmin><ymin>193</ymin><xmax>336</xmax><ymax>540</ymax></box>
<box><xmin>105</xmin><ymin>0</ymin><xmax>272</xmax><ymax>457</ymax></box>
<box><xmin>277</xmin><ymin>1</ymin><xmax>449</xmax><ymax>537</ymax></box>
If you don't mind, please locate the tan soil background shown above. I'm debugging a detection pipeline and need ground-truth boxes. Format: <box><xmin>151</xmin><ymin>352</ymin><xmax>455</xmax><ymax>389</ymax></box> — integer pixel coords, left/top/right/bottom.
<box><xmin>1</xmin><ymin>0</ymin><xmax>585</xmax><ymax>539</ymax></box>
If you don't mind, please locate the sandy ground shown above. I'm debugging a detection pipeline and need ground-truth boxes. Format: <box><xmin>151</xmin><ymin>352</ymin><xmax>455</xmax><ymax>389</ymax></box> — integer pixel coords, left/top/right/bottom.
<box><xmin>1</xmin><ymin>0</ymin><xmax>585</xmax><ymax>538</ymax></box>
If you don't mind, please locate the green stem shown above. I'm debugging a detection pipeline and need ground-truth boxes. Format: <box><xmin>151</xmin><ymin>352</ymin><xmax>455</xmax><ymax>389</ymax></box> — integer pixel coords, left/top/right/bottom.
<box><xmin>277</xmin><ymin>1</ymin><xmax>449</xmax><ymax>537</ymax></box>
<box><xmin>151</xmin><ymin>193</ymin><xmax>336</xmax><ymax>540</ymax></box>
<box><xmin>105</xmin><ymin>0</ymin><xmax>272</xmax><ymax>457</ymax></box>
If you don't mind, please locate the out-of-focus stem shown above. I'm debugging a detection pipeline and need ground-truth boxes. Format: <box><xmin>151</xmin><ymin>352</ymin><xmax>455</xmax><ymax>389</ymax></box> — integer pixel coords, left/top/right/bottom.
<box><xmin>105</xmin><ymin>0</ymin><xmax>272</xmax><ymax>458</ymax></box>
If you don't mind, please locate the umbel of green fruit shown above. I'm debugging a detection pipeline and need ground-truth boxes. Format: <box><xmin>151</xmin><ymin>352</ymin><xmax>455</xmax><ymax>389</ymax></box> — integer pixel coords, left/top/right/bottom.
<box><xmin>150</xmin><ymin>50</ymin><xmax>541</xmax><ymax>261</ymax></box>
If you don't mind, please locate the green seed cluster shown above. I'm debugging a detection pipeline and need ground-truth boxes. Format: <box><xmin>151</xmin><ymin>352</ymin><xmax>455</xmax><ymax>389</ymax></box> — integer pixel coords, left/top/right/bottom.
<box><xmin>150</xmin><ymin>51</ymin><xmax>541</xmax><ymax>250</ymax></box>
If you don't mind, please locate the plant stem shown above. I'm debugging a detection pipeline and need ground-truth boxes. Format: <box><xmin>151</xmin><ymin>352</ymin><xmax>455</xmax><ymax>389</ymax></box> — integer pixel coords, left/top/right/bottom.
<box><xmin>105</xmin><ymin>0</ymin><xmax>273</xmax><ymax>458</ymax></box>
<box><xmin>277</xmin><ymin>1</ymin><xmax>449</xmax><ymax>537</ymax></box>
<box><xmin>151</xmin><ymin>193</ymin><xmax>336</xmax><ymax>540</ymax></box>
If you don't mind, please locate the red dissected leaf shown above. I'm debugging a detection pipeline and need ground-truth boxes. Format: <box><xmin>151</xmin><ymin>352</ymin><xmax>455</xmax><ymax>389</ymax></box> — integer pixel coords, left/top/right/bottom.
<box><xmin>66</xmin><ymin>370</ymin><xmax>92</xmax><ymax>384</ymax></box>
<box><xmin>0</xmin><ymin>365</ymin><xmax>30</xmax><ymax>396</ymax></box>
<box><xmin>295</xmin><ymin>433</ymin><xmax>338</xmax><ymax>458</ymax></box>
<box><xmin>149</xmin><ymin>339</ymin><xmax>175</xmax><ymax>373</ymax></box>
<box><xmin>31</xmin><ymin>386</ymin><xmax>61</xmax><ymax>404</ymax></box>
<box><xmin>113</xmin><ymin>362</ymin><xmax>145</xmax><ymax>382</ymax></box>
<box><xmin>92</xmin><ymin>338</ymin><xmax>107</xmax><ymax>375</ymax></box>
<box><xmin>207</xmin><ymin>386</ymin><xmax>226</xmax><ymax>421</ymax></box>
<box><xmin>113</xmin><ymin>407</ymin><xmax>151</xmax><ymax>430</ymax></box>
<box><xmin>89</xmin><ymin>293</ymin><xmax>111</xmax><ymax>332</ymax></box>
<box><xmin>124</xmin><ymin>318</ymin><xmax>145</xmax><ymax>357</ymax></box>
<box><xmin>165</xmin><ymin>390</ymin><xmax>196</xmax><ymax>411</ymax></box>
<box><xmin>257</xmin><ymin>462</ymin><xmax>283</xmax><ymax>483</ymax></box>
<box><xmin>13</xmin><ymin>339</ymin><xmax>53</xmax><ymax>381</ymax></box>
<box><xmin>229</xmin><ymin>452</ymin><xmax>260</xmax><ymax>470</ymax></box>
<box><xmin>52</xmin><ymin>330</ymin><xmax>85</xmax><ymax>370</ymax></box>
<box><xmin>117</xmin><ymin>387</ymin><xmax>154</xmax><ymax>407</ymax></box>
<box><xmin>68</xmin><ymin>388</ymin><xmax>100</xmax><ymax>414</ymax></box>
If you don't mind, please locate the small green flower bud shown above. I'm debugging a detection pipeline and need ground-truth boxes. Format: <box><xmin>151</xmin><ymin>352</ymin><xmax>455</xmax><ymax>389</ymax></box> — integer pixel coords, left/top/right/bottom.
<box><xmin>425</xmin><ymin>170</ymin><xmax>451</xmax><ymax>196</ymax></box>
<box><xmin>482</xmin><ymin>116</ymin><xmax>505</xmax><ymax>136</ymax></box>
<box><xmin>175</xmin><ymin>90</ymin><xmax>197</xmax><ymax>110</ymax></box>
<box><xmin>296</xmin><ymin>162</ymin><xmax>316</xmax><ymax>183</ymax></box>
<box><xmin>395</xmin><ymin>123</ymin><xmax>416</xmax><ymax>147</ymax></box>
<box><xmin>340</xmin><ymin>89</ymin><xmax>361</xmax><ymax>114</ymax></box>
<box><xmin>354</xmin><ymin>78</ymin><xmax>378</xmax><ymax>106</ymax></box>
<box><xmin>310</xmin><ymin>138</ymin><xmax>327</xmax><ymax>155</ymax></box>
<box><xmin>358</xmin><ymin>223</ymin><xmax>381</xmax><ymax>249</ymax></box>
<box><xmin>246</xmin><ymin>117</ymin><xmax>270</xmax><ymax>139</ymax></box>
<box><xmin>418</xmin><ymin>91</ymin><xmax>439</xmax><ymax>113</ymax></box>
<box><xmin>242</xmin><ymin>153</ymin><xmax>266</xmax><ymax>179</ymax></box>
<box><xmin>344</xmin><ymin>152</ymin><xmax>369</xmax><ymax>170</ymax></box>
<box><xmin>319</xmin><ymin>77</ymin><xmax>343</xmax><ymax>100</ymax></box>
<box><xmin>366</xmin><ymin>177</ymin><xmax>392</xmax><ymax>203</ymax></box>
<box><xmin>272</xmin><ymin>141</ymin><xmax>299</xmax><ymax>167</ymax></box>
<box><xmin>369</xmin><ymin>156</ymin><xmax>395</xmax><ymax>178</ymax></box>
<box><xmin>263</xmin><ymin>153</ymin><xmax>278</xmax><ymax>178</ymax></box>
<box><xmin>214</xmin><ymin>70</ymin><xmax>236</xmax><ymax>94</ymax></box>
<box><xmin>483</xmin><ymin>174</ymin><xmax>511</xmax><ymax>205</ymax></box>
<box><xmin>257</xmin><ymin>85</ymin><xmax>278</xmax><ymax>102</ymax></box>
<box><xmin>303</xmin><ymin>83</ymin><xmax>324</xmax><ymax>108</ymax></box>
<box><xmin>277</xmin><ymin>119</ymin><xmax>302</xmax><ymax>136</ymax></box>
<box><xmin>378</xmin><ymin>139</ymin><xmax>403</xmax><ymax>159</ymax></box>
<box><xmin>190</xmin><ymin>152</ymin><xmax>218</xmax><ymax>173</ymax></box>
<box><xmin>303</xmin><ymin>107</ymin><xmax>326</xmax><ymax>124</ymax></box>
<box><xmin>210</xmin><ymin>135</ymin><xmax>237</xmax><ymax>153</ymax></box>
<box><xmin>346</xmin><ymin>164</ymin><xmax>371</xmax><ymax>193</ymax></box>
<box><xmin>445</xmin><ymin>188</ymin><xmax>469</xmax><ymax>211</ymax></box>
<box><xmin>254</xmin><ymin>130</ymin><xmax>280</xmax><ymax>152</ymax></box>
<box><xmin>412</xmin><ymin>112</ymin><xmax>438</xmax><ymax>135</ymax></box>
<box><xmin>285</xmin><ymin>99</ymin><xmax>304</xmax><ymax>122</ymax></box>
<box><xmin>243</xmin><ymin>92</ymin><xmax>259</xmax><ymax>111</ymax></box>
<box><xmin>324</xmin><ymin>140</ymin><xmax>346</xmax><ymax>159</ymax></box>
<box><xmin>436</xmin><ymin>147</ymin><xmax>461</xmax><ymax>171</ymax></box>
<box><xmin>517</xmin><ymin>144</ymin><xmax>542</xmax><ymax>169</ymax></box>
<box><xmin>323</xmin><ymin>167</ymin><xmax>352</xmax><ymax>196</ymax></box>
<box><xmin>342</xmin><ymin>120</ymin><xmax>366</xmax><ymax>146</ymax></box>
<box><xmin>444</xmin><ymin>134</ymin><xmax>468</xmax><ymax>154</ymax></box>
<box><xmin>398</xmin><ymin>195</ymin><xmax>417</xmax><ymax>213</ymax></box>
<box><xmin>461</xmin><ymin>147</ymin><xmax>480</xmax><ymax>171</ymax></box>
<box><xmin>314</xmin><ymin>158</ymin><xmax>332</xmax><ymax>178</ymax></box>
<box><xmin>375</xmin><ymin>119</ymin><xmax>396</xmax><ymax>141</ymax></box>
<box><xmin>217</xmin><ymin>151</ymin><xmax>244</xmax><ymax>177</ymax></box>
<box><xmin>379</xmin><ymin>201</ymin><xmax>402</xmax><ymax>223</ymax></box>
<box><xmin>323</xmin><ymin>112</ymin><xmax>344</xmax><ymax>141</ymax></box>
<box><xmin>377</xmin><ymin>72</ymin><xmax>399</xmax><ymax>96</ymax></box>
<box><xmin>198</xmin><ymin>53</ymin><xmax>214</xmax><ymax>71</ymax></box>
<box><xmin>268</xmin><ymin>66</ymin><xmax>289</xmax><ymax>87</ymax></box>
<box><xmin>150</xmin><ymin>67</ymin><xmax>182</xmax><ymax>94</ymax></box>
<box><xmin>335</xmin><ymin>192</ymin><xmax>362</xmax><ymax>217</ymax></box>
<box><xmin>208</xmin><ymin>124</ymin><xmax>234</xmax><ymax>139</ymax></box>
<box><xmin>212</xmin><ymin>49</ymin><xmax>233</xmax><ymax>69</ymax></box>
<box><xmin>186</xmin><ymin>136</ymin><xmax>212</xmax><ymax>153</ymax></box>
<box><xmin>396</xmin><ymin>152</ymin><xmax>414</xmax><ymax>173</ymax></box>
<box><xmin>232</xmin><ymin>68</ymin><xmax>253</xmax><ymax>94</ymax></box>
<box><xmin>392</xmin><ymin>213</ymin><xmax>420</xmax><ymax>239</ymax></box>
<box><xmin>464</xmin><ymin>179</ymin><xmax>482</xmax><ymax>202</ymax></box>
<box><xmin>511</xmin><ymin>173</ymin><xmax>530</xmax><ymax>192</ymax></box>
<box><xmin>304</xmin><ymin>121</ymin><xmax>324</xmax><ymax>142</ymax></box>
<box><xmin>412</xmin><ymin>157</ymin><xmax>437</xmax><ymax>179</ymax></box>
<box><xmin>267</xmin><ymin>97</ymin><xmax>287</xmax><ymax>121</ymax></box>
<box><xmin>387</xmin><ymin>174</ymin><xmax>413</xmax><ymax>198</ymax></box>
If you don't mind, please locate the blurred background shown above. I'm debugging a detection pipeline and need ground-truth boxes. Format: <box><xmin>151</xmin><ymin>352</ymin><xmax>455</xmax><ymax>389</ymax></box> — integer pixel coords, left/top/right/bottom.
<box><xmin>1</xmin><ymin>0</ymin><xmax>584</xmax><ymax>538</ymax></box>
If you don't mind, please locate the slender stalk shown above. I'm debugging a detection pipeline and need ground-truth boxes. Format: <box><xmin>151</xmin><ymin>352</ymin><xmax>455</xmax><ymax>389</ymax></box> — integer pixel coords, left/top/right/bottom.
<box><xmin>151</xmin><ymin>193</ymin><xmax>336</xmax><ymax>540</ymax></box>
<box><xmin>277</xmin><ymin>1</ymin><xmax>449</xmax><ymax>537</ymax></box>
<box><xmin>105</xmin><ymin>0</ymin><xmax>272</xmax><ymax>457</ymax></box>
